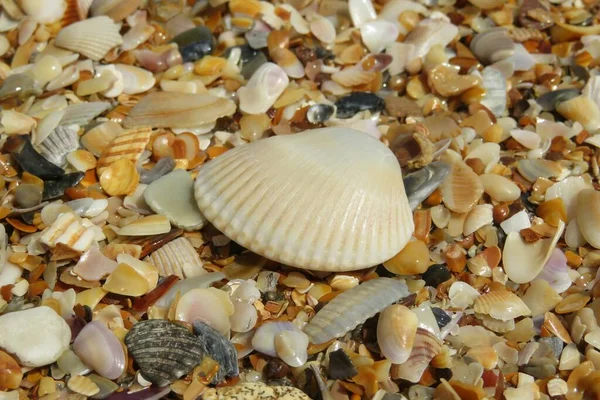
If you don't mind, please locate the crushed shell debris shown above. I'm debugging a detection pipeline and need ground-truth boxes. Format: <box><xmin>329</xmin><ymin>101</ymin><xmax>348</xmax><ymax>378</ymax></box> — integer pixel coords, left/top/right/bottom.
<box><xmin>1</xmin><ymin>0</ymin><xmax>600</xmax><ymax>399</ymax></box>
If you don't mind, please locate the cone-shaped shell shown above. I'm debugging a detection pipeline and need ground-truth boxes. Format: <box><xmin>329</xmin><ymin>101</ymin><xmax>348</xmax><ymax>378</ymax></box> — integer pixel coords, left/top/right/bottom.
<box><xmin>194</xmin><ymin>128</ymin><xmax>414</xmax><ymax>271</ymax></box>
<box><xmin>55</xmin><ymin>16</ymin><xmax>123</xmax><ymax>61</ymax></box>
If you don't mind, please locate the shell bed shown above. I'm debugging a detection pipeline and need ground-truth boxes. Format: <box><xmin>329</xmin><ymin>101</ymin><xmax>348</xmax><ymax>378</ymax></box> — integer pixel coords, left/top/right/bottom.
<box><xmin>0</xmin><ymin>0</ymin><xmax>599</xmax><ymax>399</ymax></box>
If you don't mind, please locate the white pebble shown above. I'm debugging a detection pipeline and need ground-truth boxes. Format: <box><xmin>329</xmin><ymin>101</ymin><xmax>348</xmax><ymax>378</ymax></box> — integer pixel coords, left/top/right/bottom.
<box><xmin>0</xmin><ymin>306</ymin><xmax>71</xmax><ymax>367</ymax></box>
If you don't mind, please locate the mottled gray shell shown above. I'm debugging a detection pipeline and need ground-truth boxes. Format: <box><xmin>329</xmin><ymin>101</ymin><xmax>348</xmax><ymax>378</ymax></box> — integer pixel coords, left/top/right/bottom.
<box><xmin>192</xmin><ymin>321</ymin><xmax>239</xmax><ymax>383</ymax></box>
<box><xmin>303</xmin><ymin>278</ymin><xmax>410</xmax><ymax>344</ymax></box>
<box><xmin>125</xmin><ymin>319</ymin><xmax>204</xmax><ymax>387</ymax></box>
<box><xmin>202</xmin><ymin>382</ymin><xmax>311</xmax><ymax>400</ymax></box>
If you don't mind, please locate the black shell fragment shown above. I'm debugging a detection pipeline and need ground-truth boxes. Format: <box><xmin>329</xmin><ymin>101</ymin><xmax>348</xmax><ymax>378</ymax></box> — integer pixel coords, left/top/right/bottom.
<box><xmin>422</xmin><ymin>264</ymin><xmax>452</xmax><ymax>288</ymax></box>
<box><xmin>43</xmin><ymin>172</ymin><xmax>85</xmax><ymax>201</ymax></box>
<box><xmin>431</xmin><ymin>307</ymin><xmax>451</xmax><ymax>329</ymax></box>
<box><xmin>171</xmin><ymin>26</ymin><xmax>215</xmax><ymax>63</ymax></box>
<box><xmin>328</xmin><ymin>349</ymin><xmax>358</xmax><ymax>380</ymax></box>
<box><xmin>125</xmin><ymin>319</ymin><xmax>205</xmax><ymax>387</ymax></box>
<box><xmin>192</xmin><ymin>321</ymin><xmax>239</xmax><ymax>384</ymax></box>
<box><xmin>334</xmin><ymin>92</ymin><xmax>385</xmax><ymax>119</ymax></box>
<box><xmin>403</xmin><ymin>161</ymin><xmax>451</xmax><ymax>211</ymax></box>
<box><xmin>3</xmin><ymin>135</ymin><xmax>65</xmax><ymax>180</ymax></box>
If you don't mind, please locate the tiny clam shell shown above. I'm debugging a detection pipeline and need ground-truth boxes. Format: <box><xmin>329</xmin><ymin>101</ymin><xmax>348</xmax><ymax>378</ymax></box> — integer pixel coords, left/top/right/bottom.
<box><xmin>55</xmin><ymin>16</ymin><xmax>123</xmax><ymax>61</ymax></box>
<box><xmin>377</xmin><ymin>304</ymin><xmax>418</xmax><ymax>364</ymax></box>
<box><xmin>176</xmin><ymin>288</ymin><xmax>233</xmax><ymax>335</ymax></box>
<box><xmin>194</xmin><ymin>128</ymin><xmax>414</xmax><ymax>272</ymax></box>
<box><xmin>576</xmin><ymin>189</ymin><xmax>600</xmax><ymax>249</ymax></box>
<box><xmin>391</xmin><ymin>328</ymin><xmax>442</xmax><ymax>383</ymax></box>
<box><xmin>440</xmin><ymin>160</ymin><xmax>484</xmax><ymax>213</ymax></box>
<box><xmin>144</xmin><ymin>237</ymin><xmax>203</xmax><ymax>279</ymax></box>
<box><xmin>72</xmin><ymin>321</ymin><xmax>126</xmax><ymax>380</ymax></box>
<box><xmin>251</xmin><ymin>321</ymin><xmax>299</xmax><ymax>357</ymax></box>
<box><xmin>237</xmin><ymin>62</ymin><xmax>289</xmax><ymax>115</ymax></box>
<box><xmin>503</xmin><ymin>220</ymin><xmax>565</xmax><ymax>284</ymax></box>
<box><xmin>303</xmin><ymin>278</ymin><xmax>409</xmax><ymax>344</ymax></box>
<box><xmin>473</xmin><ymin>290</ymin><xmax>531</xmax><ymax>321</ymax></box>
<box><xmin>96</xmin><ymin>127</ymin><xmax>152</xmax><ymax>175</ymax></box>
<box><xmin>274</xmin><ymin>330</ymin><xmax>309</xmax><ymax>367</ymax></box>
<box><xmin>124</xmin><ymin>92</ymin><xmax>236</xmax><ymax>129</ymax></box>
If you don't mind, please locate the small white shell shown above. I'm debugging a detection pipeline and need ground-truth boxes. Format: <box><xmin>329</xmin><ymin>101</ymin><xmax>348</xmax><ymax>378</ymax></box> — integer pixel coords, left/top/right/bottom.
<box><xmin>309</xmin><ymin>17</ymin><xmax>335</xmax><ymax>44</ymax></box>
<box><xmin>144</xmin><ymin>237</ymin><xmax>204</xmax><ymax>279</ymax></box>
<box><xmin>176</xmin><ymin>288</ymin><xmax>233</xmax><ymax>336</ymax></box>
<box><xmin>230</xmin><ymin>302</ymin><xmax>257</xmax><ymax>333</ymax></box>
<box><xmin>510</xmin><ymin>129</ymin><xmax>541</xmax><ymax>149</ymax></box>
<box><xmin>194</xmin><ymin>128</ymin><xmax>414</xmax><ymax>271</ymax></box>
<box><xmin>274</xmin><ymin>330</ymin><xmax>309</xmax><ymax>367</ymax></box>
<box><xmin>55</xmin><ymin>16</ymin><xmax>123</xmax><ymax>61</ymax></box>
<box><xmin>20</xmin><ymin>0</ymin><xmax>66</xmax><ymax>23</ymax></box>
<box><xmin>349</xmin><ymin>0</ymin><xmax>376</xmax><ymax>27</ymax></box>
<box><xmin>463</xmin><ymin>204</ymin><xmax>493</xmax><ymax>236</ymax></box>
<box><xmin>377</xmin><ymin>305</ymin><xmax>418</xmax><ymax>364</ymax></box>
<box><xmin>503</xmin><ymin>220</ymin><xmax>565</xmax><ymax>284</ymax></box>
<box><xmin>251</xmin><ymin>321</ymin><xmax>299</xmax><ymax>357</ymax></box>
<box><xmin>360</xmin><ymin>19</ymin><xmax>399</xmax><ymax>54</ymax></box>
<box><xmin>237</xmin><ymin>62</ymin><xmax>289</xmax><ymax>115</ymax></box>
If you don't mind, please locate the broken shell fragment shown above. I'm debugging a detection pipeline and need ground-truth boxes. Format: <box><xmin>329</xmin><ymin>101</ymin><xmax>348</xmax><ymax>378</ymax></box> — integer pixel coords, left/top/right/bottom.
<box><xmin>576</xmin><ymin>189</ymin><xmax>600</xmax><ymax>249</ymax></box>
<box><xmin>403</xmin><ymin>162</ymin><xmax>451</xmax><ymax>210</ymax></box>
<box><xmin>391</xmin><ymin>328</ymin><xmax>442</xmax><ymax>383</ymax></box>
<box><xmin>144</xmin><ymin>237</ymin><xmax>203</xmax><ymax>278</ymax></box>
<box><xmin>474</xmin><ymin>290</ymin><xmax>531</xmax><ymax>321</ymax></box>
<box><xmin>192</xmin><ymin>321</ymin><xmax>239</xmax><ymax>383</ymax></box>
<box><xmin>124</xmin><ymin>92</ymin><xmax>236</xmax><ymax>129</ymax></box>
<box><xmin>96</xmin><ymin>127</ymin><xmax>152</xmax><ymax>175</ymax></box>
<box><xmin>144</xmin><ymin>169</ymin><xmax>207</xmax><ymax>231</ymax></box>
<box><xmin>440</xmin><ymin>160</ymin><xmax>484</xmax><ymax>213</ymax></box>
<box><xmin>55</xmin><ymin>16</ymin><xmax>123</xmax><ymax>60</ymax></box>
<box><xmin>72</xmin><ymin>321</ymin><xmax>126</xmax><ymax>380</ymax></box>
<box><xmin>503</xmin><ymin>220</ymin><xmax>565</xmax><ymax>284</ymax></box>
<box><xmin>175</xmin><ymin>288</ymin><xmax>232</xmax><ymax>335</ymax></box>
<box><xmin>194</xmin><ymin>128</ymin><xmax>414</xmax><ymax>272</ymax></box>
<box><xmin>117</xmin><ymin>215</ymin><xmax>171</xmax><ymax>236</ymax></box>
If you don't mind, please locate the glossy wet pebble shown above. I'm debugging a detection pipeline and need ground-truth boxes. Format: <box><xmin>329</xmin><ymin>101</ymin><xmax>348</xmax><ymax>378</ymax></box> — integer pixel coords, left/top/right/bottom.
<box><xmin>0</xmin><ymin>74</ymin><xmax>40</xmax><ymax>101</ymax></box>
<box><xmin>14</xmin><ymin>183</ymin><xmax>42</xmax><ymax>208</ymax></box>
<box><xmin>0</xmin><ymin>306</ymin><xmax>70</xmax><ymax>367</ymax></box>
<box><xmin>144</xmin><ymin>169</ymin><xmax>207</xmax><ymax>230</ymax></box>
<box><xmin>422</xmin><ymin>264</ymin><xmax>452</xmax><ymax>288</ymax></box>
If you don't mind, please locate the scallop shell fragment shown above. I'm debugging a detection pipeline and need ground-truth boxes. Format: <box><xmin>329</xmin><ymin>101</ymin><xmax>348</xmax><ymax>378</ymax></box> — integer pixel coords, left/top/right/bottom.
<box><xmin>474</xmin><ymin>290</ymin><xmax>531</xmax><ymax>321</ymax></box>
<box><xmin>503</xmin><ymin>220</ymin><xmax>565</xmax><ymax>284</ymax></box>
<box><xmin>391</xmin><ymin>328</ymin><xmax>442</xmax><ymax>383</ymax></box>
<box><xmin>37</xmin><ymin>125</ymin><xmax>79</xmax><ymax>166</ymax></box>
<box><xmin>67</xmin><ymin>375</ymin><xmax>99</xmax><ymax>396</ymax></box>
<box><xmin>125</xmin><ymin>319</ymin><xmax>205</xmax><ymax>387</ymax></box>
<box><xmin>303</xmin><ymin>277</ymin><xmax>409</xmax><ymax>344</ymax></box>
<box><xmin>124</xmin><ymin>92</ymin><xmax>236</xmax><ymax>129</ymax></box>
<box><xmin>144</xmin><ymin>237</ymin><xmax>203</xmax><ymax>279</ymax></box>
<box><xmin>194</xmin><ymin>127</ymin><xmax>414</xmax><ymax>272</ymax></box>
<box><xmin>55</xmin><ymin>16</ymin><xmax>123</xmax><ymax>61</ymax></box>
<box><xmin>96</xmin><ymin>126</ymin><xmax>151</xmax><ymax>175</ymax></box>
<box><xmin>440</xmin><ymin>160</ymin><xmax>484</xmax><ymax>214</ymax></box>
<box><xmin>40</xmin><ymin>212</ymin><xmax>95</xmax><ymax>252</ymax></box>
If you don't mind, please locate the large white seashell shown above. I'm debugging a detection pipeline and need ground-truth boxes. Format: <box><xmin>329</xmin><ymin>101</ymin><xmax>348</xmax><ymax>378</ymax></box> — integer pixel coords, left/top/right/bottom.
<box><xmin>55</xmin><ymin>16</ymin><xmax>123</xmax><ymax>61</ymax></box>
<box><xmin>503</xmin><ymin>219</ymin><xmax>565</xmax><ymax>284</ymax></box>
<box><xmin>194</xmin><ymin>128</ymin><xmax>414</xmax><ymax>271</ymax></box>
<box><xmin>237</xmin><ymin>62</ymin><xmax>289</xmax><ymax>115</ymax></box>
<box><xmin>20</xmin><ymin>0</ymin><xmax>66</xmax><ymax>23</ymax></box>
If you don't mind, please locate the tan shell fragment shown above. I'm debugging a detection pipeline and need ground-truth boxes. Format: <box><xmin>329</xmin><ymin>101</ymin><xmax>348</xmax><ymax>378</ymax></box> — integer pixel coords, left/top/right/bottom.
<box><xmin>440</xmin><ymin>160</ymin><xmax>484</xmax><ymax>213</ymax></box>
<box><xmin>67</xmin><ymin>375</ymin><xmax>99</xmax><ymax>397</ymax></box>
<box><xmin>144</xmin><ymin>237</ymin><xmax>203</xmax><ymax>279</ymax></box>
<box><xmin>576</xmin><ymin>189</ymin><xmax>600</xmax><ymax>249</ymax></box>
<box><xmin>474</xmin><ymin>290</ymin><xmax>531</xmax><ymax>321</ymax></box>
<box><xmin>118</xmin><ymin>215</ymin><xmax>171</xmax><ymax>237</ymax></box>
<box><xmin>40</xmin><ymin>212</ymin><xmax>95</xmax><ymax>253</ymax></box>
<box><xmin>503</xmin><ymin>220</ymin><xmax>565</xmax><ymax>284</ymax></box>
<box><xmin>391</xmin><ymin>328</ymin><xmax>442</xmax><ymax>383</ymax></box>
<box><xmin>55</xmin><ymin>16</ymin><xmax>123</xmax><ymax>61</ymax></box>
<box><xmin>123</xmin><ymin>92</ymin><xmax>236</xmax><ymax>130</ymax></box>
<box><xmin>194</xmin><ymin>127</ymin><xmax>414</xmax><ymax>272</ymax></box>
<box><xmin>96</xmin><ymin>126</ymin><xmax>152</xmax><ymax>175</ymax></box>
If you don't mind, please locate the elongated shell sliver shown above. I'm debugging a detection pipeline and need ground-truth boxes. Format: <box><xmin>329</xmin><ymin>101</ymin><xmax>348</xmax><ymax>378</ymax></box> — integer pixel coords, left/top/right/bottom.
<box><xmin>303</xmin><ymin>277</ymin><xmax>410</xmax><ymax>344</ymax></box>
<box><xmin>194</xmin><ymin>127</ymin><xmax>414</xmax><ymax>272</ymax></box>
